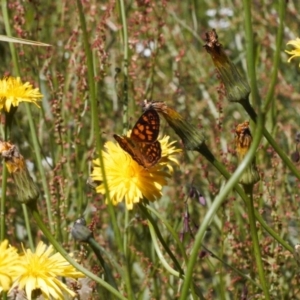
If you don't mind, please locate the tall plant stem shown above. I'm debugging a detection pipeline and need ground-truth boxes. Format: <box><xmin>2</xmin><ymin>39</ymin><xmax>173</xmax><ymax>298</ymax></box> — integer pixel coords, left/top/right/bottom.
<box><xmin>243</xmin><ymin>184</ymin><xmax>269</xmax><ymax>298</ymax></box>
<box><xmin>1</xmin><ymin>0</ymin><xmax>53</xmax><ymax>238</ymax></box>
<box><xmin>118</xmin><ymin>0</ymin><xmax>129</xmax><ymax>131</ymax></box>
<box><xmin>76</xmin><ymin>1</ymin><xmax>134</xmax><ymax>298</ymax></box>
<box><xmin>179</xmin><ymin>99</ymin><xmax>266</xmax><ymax>299</ymax></box>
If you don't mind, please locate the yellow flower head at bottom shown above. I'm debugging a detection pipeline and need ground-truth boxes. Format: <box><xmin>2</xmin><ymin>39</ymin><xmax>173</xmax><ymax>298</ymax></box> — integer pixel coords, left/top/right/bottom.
<box><xmin>11</xmin><ymin>241</ymin><xmax>84</xmax><ymax>300</ymax></box>
<box><xmin>91</xmin><ymin>135</ymin><xmax>181</xmax><ymax>210</ymax></box>
<box><xmin>0</xmin><ymin>240</ymin><xmax>19</xmax><ymax>293</ymax></box>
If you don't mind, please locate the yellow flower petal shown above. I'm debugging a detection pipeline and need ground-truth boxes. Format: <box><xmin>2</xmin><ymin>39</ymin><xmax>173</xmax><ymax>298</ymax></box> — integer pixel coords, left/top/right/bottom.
<box><xmin>0</xmin><ymin>240</ymin><xmax>19</xmax><ymax>292</ymax></box>
<box><xmin>11</xmin><ymin>241</ymin><xmax>84</xmax><ymax>300</ymax></box>
<box><xmin>0</xmin><ymin>77</ymin><xmax>43</xmax><ymax>112</ymax></box>
<box><xmin>285</xmin><ymin>38</ymin><xmax>300</xmax><ymax>66</ymax></box>
<box><xmin>91</xmin><ymin>135</ymin><xmax>181</xmax><ymax>210</ymax></box>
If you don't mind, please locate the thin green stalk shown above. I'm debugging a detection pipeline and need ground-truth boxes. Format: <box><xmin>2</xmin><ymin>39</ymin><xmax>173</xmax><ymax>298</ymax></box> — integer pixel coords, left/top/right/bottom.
<box><xmin>24</xmin><ymin>105</ymin><xmax>54</xmax><ymax>232</ymax></box>
<box><xmin>115</xmin><ymin>2</ymin><xmax>134</xmax><ymax>294</ymax></box>
<box><xmin>263</xmin><ymin>0</ymin><xmax>286</xmax><ymax>112</ymax></box>
<box><xmin>0</xmin><ymin>0</ymin><xmax>15</xmax><ymax>242</ymax></box>
<box><xmin>147</xmin><ymin>220</ymin><xmax>182</xmax><ymax>278</ymax></box>
<box><xmin>29</xmin><ymin>203</ymin><xmax>127</xmax><ymax>300</ymax></box>
<box><xmin>75</xmin><ymin>0</ymin><xmax>122</xmax><ymax>250</ymax></box>
<box><xmin>243</xmin><ymin>184</ymin><xmax>269</xmax><ymax>296</ymax></box>
<box><xmin>1</xmin><ymin>0</ymin><xmax>54</xmax><ymax>233</ymax></box>
<box><xmin>118</xmin><ymin>0</ymin><xmax>129</xmax><ymax>131</ymax></box>
<box><xmin>179</xmin><ymin>99</ymin><xmax>265</xmax><ymax>300</ymax></box>
<box><xmin>123</xmin><ymin>209</ymin><xmax>134</xmax><ymax>300</ymax></box>
<box><xmin>1</xmin><ymin>0</ymin><xmax>19</xmax><ymax>73</ymax></box>
<box><xmin>0</xmin><ymin>166</ymin><xmax>7</xmax><ymax>240</ymax></box>
<box><xmin>243</xmin><ymin>0</ymin><xmax>260</xmax><ymax>106</ymax></box>
<box><xmin>202</xmin><ymin>245</ymin><xmax>261</xmax><ymax>290</ymax></box>
<box><xmin>145</xmin><ymin>204</ymin><xmax>188</xmax><ymax>262</ymax></box>
<box><xmin>22</xmin><ymin>204</ymin><xmax>34</xmax><ymax>251</ymax></box>
<box><xmin>263</xmin><ymin>0</ymin><xmax>286</xmax><ymax>133</ymax></box>
<box><xmin>76</xmin><ymin>1</ymin><xmax>134</xmax><ymax>298</ymax></box>
<box><xmin>88</xmin><ymin>237</ymin><xmax>119</xmax><ymax>290</ymax></box>
<box><xmin>168</xmin><ymin>10</ymin><xmax>202</xmax><ymax>44</ymax></box>
<box><xmin>139</xmin><ymin>204</ymin><xmax>184</xmax><ymax>275</ymax></box>
<box><xmin>146</xmin><ymin>210</ymin><xmax>202</xmax><ymax>300</ymax></box>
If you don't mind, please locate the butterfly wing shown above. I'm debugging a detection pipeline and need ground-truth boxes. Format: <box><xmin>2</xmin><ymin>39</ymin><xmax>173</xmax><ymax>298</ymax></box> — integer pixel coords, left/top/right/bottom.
<box><xmin>114</xmin><ymin>134</ymin><xmax>161</xmax><ymax>168</ymax></box>
<box><xmin>131</xmin><ymin>109</ymin><xmax>160</xmax><ymax>143</ymax></box>
<box><xmin>113</xmin><ymin>109</ymin><xmax>161</xmax><ymax>168</ymax></box>
<box><xmin>138</xmin><ymin>141</ymin><xmax>162</xmax><ymax>168</ymax></box>
<box><xmin>113</xmin><ymin>134</ymin><xmax>146</xmax><ymax>167</ymax></box>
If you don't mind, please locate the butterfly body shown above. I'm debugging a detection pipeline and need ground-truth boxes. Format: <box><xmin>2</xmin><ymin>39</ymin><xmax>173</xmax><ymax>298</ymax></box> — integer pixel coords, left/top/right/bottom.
<box><xmin>114</xmin><ymin>109</ymin><xmax>161</xmax><ymax>168</ymax></box>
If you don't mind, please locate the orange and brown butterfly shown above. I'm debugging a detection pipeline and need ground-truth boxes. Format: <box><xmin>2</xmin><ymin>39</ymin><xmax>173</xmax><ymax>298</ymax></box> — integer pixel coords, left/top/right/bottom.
<box><xmin>113</xmin><ymin>109</ymin><xmax>162</xmax><ymax>169</ymax></box>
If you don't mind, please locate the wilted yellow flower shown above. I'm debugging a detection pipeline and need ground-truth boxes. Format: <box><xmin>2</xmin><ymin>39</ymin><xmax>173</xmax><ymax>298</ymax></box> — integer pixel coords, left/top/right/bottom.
<box><xmin>235</xmin><ymin>121</ymin><xmax>260</xmax><ymax>186</ymax></box>
<box><xmin>286</xmin><ymin>38</ymin><xmax>300</xmax><ymax>66</ymax></box>
<box><xmin>91</xmin><ymin>135</ymin><xmax>181</xmax><ymax>210</ymax></box>
<box><xmin>0</xmin><ymin>240</ymin><xmax>19</xmax><ymax>293</ymax></box>
<box><xmin>11</xmin><ymin>241</ymin><xmax>84</xmax><ymax>300</ymax></box>
<box><xmin>0</xmin><ymin>77</ymin><xmax>42</xmax><ymax>112</ymax></box>
<box><xmin>0</xmin><ymin>141</ymin><xmax>39</xmax><ymax>204</ymax></box>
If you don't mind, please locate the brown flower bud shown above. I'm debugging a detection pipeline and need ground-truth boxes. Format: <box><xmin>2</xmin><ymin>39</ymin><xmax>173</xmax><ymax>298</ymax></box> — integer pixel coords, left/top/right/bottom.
<box><xmin>204</xmin><ymin>29</ymin><xmax>250</xmax><ymax>103</ymax></box>
<box><xmin>235</xmin><ymin>121</ymin><xmax>260</xmax><ymax>186</ymax></box>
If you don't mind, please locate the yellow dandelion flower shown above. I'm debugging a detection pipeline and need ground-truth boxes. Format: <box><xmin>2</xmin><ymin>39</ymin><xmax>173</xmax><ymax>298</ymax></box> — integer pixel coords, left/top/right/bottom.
<box><xmin>11</xmin><ymin>241</ymin><xmax>84</xmax><ymax>300</ymax></box>
<box><xmin>0</xmin><ymin>240</ymin><xmax>19</xmax><ymax>293</ymax></box>
<box><xmin>0</xmin><ymin>77</ymin><xmax>43</xmax><ymax>112</ymax></box>
<box><xmin>91</xmin><ymin>135</ymin><xmax>181</xmax><ymax>210</ymax></box>
<box><xmin>286</xmin><ymin>38</ymin><xmax>300</xmax><ymax>66</ymax></box>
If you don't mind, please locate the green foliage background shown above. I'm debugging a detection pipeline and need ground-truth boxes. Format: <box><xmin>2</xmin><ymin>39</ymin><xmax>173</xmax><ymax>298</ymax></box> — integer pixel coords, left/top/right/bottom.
<box><xmin>2</xmin><ymin>0</ymin><xmax>300</xmax><ymax>299</ymax></box>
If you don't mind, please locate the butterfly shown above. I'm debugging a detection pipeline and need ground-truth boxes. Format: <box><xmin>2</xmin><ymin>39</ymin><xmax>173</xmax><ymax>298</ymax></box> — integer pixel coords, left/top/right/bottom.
<box><xmin>113</xmin><ymin>109</ymin><xmax>162</xmax><ymax>168</ymax></box>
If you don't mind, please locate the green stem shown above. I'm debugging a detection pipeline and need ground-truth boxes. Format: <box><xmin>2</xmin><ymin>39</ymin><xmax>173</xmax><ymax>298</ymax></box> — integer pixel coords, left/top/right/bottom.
<box><xmin>118</xmin><ymin>0</ymin><xmax>129</xmax><ymax>131</ymax></box>
<box><xmin>0</xmin><ymin>166</ymin><xmax>7</xmax><ymax>241</ymax></box>
<box><xmin>179</xmin><ymin>98</ymin><xmax>266</xmax><ymax>300</ymax></box>
<box><xmin>25</xmin><ymin>104</ymin><xmax>54</xmax><ymax>232</ymax></box>
<box><xmin>147</xmin><ymin>205</ymin><xmax>261</xmax><ymax>291</ymax></box>
<box><xmin>30</xmin><ymin>202</ymin><xmax>127</xmax><ymax>300</ymax></box>
<box><xmin>115</xmin><ymin>2</ymin><xmax>134</xmax><ymax>294</ymax></box>
<box><xmin>139</xmin><ymin>203</ymin><xmax>184</xmax><ymax>275</ymax></box>
<box><xmin>145</xmin><ymin>204</ymin><xmax>188</xmax><ymax>262</ymax></box>
<box><xmin>1</xmin><ymin>0</ymin><xmax>19</xmax><ymax>74</ymax></box>
<box><xmin>243</xmin><ymin>184</ymin><xmax>269</xmax><ymax>296</ymax></box>
<box><xmin>75</xmin><ymin>0</ymin><xmax>122</xmax><ymax>251</ymax></box>
<box><xmin>202</xmin><ymin>245</ymin><xmax>261</xmax><ymax>290</ymax></box>
<box><xmin>88</xmin><ymin>237</ymin><xmax>119</xmax><ymax>290</ymax></box>
<box><xmin>243</xmin><ymin>0</ymin><xmax>260</xmax><ymax>105</ymax></box>
<box><xmin>1</xmin><ymin>0</ymin><xmax>53</xmax><ymax>234</ymax></box>
<box><xmin>0</xmin><ymin>0</ymin><xmax>16</xmax><ymax>242</ymax></box>
<box><xmin>147</xmin><ymin>220</ymin><xmax>182</xmax><ymax>278</ymax></box>
<box><xmin>115</xmin><ymin>2</ymin><xmax>134</xmax><ymax>295</ymax></box>
<box><xmin>22</xmin><ymin>204</ymin><xmax>34</xmax><ymax>251</ymax></box>
<box><xmin>122</xmin><ymin>209</ymin><xmax>134</xmax><ymax>300</ymax></box>
<box><xmin>144</xmin><ymin>206</ymin><xmax>202</xmax><ymax>300</ymax></box>
<box><xmin>263</xmin><ymin>0</ymin><xmax>286</xmax><ymax>112</ymax></box>
<box><xmin>76</xmin><ymin>1</ymin><xmax>133</xmax><ymax>298</ymax></box>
